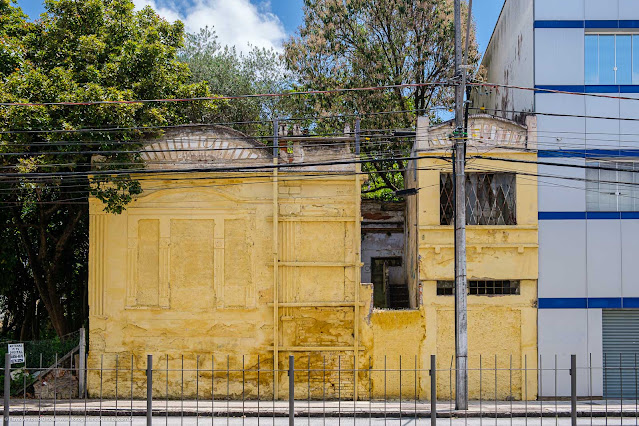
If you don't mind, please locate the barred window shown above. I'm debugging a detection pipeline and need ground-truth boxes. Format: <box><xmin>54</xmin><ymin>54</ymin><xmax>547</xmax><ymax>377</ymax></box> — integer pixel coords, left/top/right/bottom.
<box><xmin>436</xmin><ymin>280</ymin><xmax>521</xmax><ymax>296</ymax></box>
<box><xmin>436</xmin><ymin>281</ymin><xmax>455</xmax><ymax>295</ymax></box>
<box><xmin>440</xmin><ymin>173</ymin><xmax>516</xmax><ymax>225</ymax></box>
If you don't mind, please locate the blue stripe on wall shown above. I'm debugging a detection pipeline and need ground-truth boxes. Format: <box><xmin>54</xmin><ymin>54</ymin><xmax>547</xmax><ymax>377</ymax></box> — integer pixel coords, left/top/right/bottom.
<box><xmin>538</xmin><ymin>298</ymin><xmax>639</xmax><ymax>309</ymax></box>
<box><xmin>535</xmin><ymin>85</ymin><xmax>585</xmax><ymax>93</ymax></box>
<box><xmin>538</xmin><ymin>298</ymin><xmax>587</xmax><ymax>309</ymax></box>
<box><xmin>588</xmin><ymin>298</ymin><xmax>623</xmax><ymax>308</ymax></box>
<box><xmin>539</xmin><ymin>212</ymin><xmax>587</xmax><ymax>220</ymax></box>
<box><xmin>538</xmin><ymin>150</ymin><xmax>639</xmax><ymax>158</ymax></box>
<box><xmin>534</xmin><ymin>20</ymin><xmax>639</xmax><ymax>29</ymax></box>
<box><xmin>623</xmin><ymin>298</ymin><xmax>639</xmax><ymax>308</ymax></box>
<box><xmin>585</xmin><ymin>21</ymin><xmax>622</xmax><ymax>29</ymax></box>
<box><xmin>535</xmin><ymin>21</ymin><xmax>584</xmax><ymax>28</ymax></box>
<box><xmin>538</xmin><ymin>212</ymin><xmax>639</xmax><ymax>220</ymax></box>
<box><xmin>535</xmin><ymin>85</ymin><xmax>639</xmax><ymax>93</ymax></box>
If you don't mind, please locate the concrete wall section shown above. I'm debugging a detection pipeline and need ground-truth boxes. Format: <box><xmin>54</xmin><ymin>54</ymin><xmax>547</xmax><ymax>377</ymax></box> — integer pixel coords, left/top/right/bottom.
<box><xmin>587</xmin><ymin>221</ymin><xmax>622</xmax><ymax>299</ymax></box>
<box><xmin>621</xmin><ymin>221</ymin><xmax>639</xmax><ymax>298</ymax></box>
<box><xmin>536</xmin><ymin>0</ymin><xmax>639</xmax><ymax>21</ymax></box>
<box><xmin>585</xmin><ymin>97</ymin><xmax>619</xmax><ymax>150</ymax></box>
<box><xmin>585</xmin><ymin>0</ymin><xmax>619</xmax><ymax>20</ymax></box>
<box><xmin>538</xmin><ymin>221</ymin><xmax>587</xmax><ymax>298</ymax></box>
<box><xmin>538</xmin><ymin>309</ymin><xmax>599</xmax><ymax>396</ymax></box>
<box><xmin>534</xmin><ymin>29</ymin><xmax>584</xmax><ymax>86</ymax></box>
<box><xmin>620</xmin><ymin>94</ymin><xmax>639</xmax><ymax>148</ymax></box>
<box><xmin>535</xmin><ymin>93</ymin><xmax>586</xmax><ymax>151</ymax></box>
<box><xmin>538</xmin><ymin>159</ymin><xmax>587</xmax><ymax>212</ymax></box>
<box><xmin>474</xmin><ymin>0</ymin><xmax>534</xmax><ymax>123</ymax></box>
<box><xmin>535</xmin><ymin>0</ymin><xmax>584</xmax><ymax>20</ymax></box>
<box><xmin>620</xmin><ymin>0</ymin><xmax>639</xmax><ymax>20</ymax></box>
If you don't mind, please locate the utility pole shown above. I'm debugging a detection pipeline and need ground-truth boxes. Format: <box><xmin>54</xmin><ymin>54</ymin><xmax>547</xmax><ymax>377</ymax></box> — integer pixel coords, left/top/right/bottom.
<box><xmin>453</xmin><ymin>0</ymin><xmax>468</xmax><ymax>410</ymax></box>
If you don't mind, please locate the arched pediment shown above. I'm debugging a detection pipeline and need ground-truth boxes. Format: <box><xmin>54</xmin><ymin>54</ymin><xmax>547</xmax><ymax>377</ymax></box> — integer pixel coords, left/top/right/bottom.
<box><xmin>133</xmin><ymin>186</ymin><xmax>248</xmax><ymax>205</ymax></box>
<box><xmin>416</xmin><ymin>114</ymin><xmax>536</xmax><ymax>151</ymax></box>
<box><xmin>140</xmin><ymin>126</ymin><xmax>271</xmax><ymax>170</ymax></box>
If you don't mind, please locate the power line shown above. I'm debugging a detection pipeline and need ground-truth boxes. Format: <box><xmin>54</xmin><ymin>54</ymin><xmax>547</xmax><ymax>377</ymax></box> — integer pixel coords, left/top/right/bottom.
<box><xmin>5</xmin><ymin>146</ymin><xmax>639</xmax><ymax>182</ymax></box>
<box><xmin>470</xmin><ymin>81</ymin><xmax>639</xmax><ymax>102</ymax></box>
<box><xmin>10</xmin><ymin>127</ymin><xmax>639</xmax><ymax>148</ymax></box>
<box><xmin>0</xmin><ymin>82</ymin><xmax>450</xmax><ymax>107</ymax></box>
<box><xmin>0</xmin><ymin>134</ymin><xmax>414</xmax><ymax>158</ymax></box>
<box><xmin>0</xmin><ymin>164</ymin><xmax>455</xmax><ymax>206</ymax></box>
<box><xmin>471</xmin><ymin>106</ymin><xmax>639</xmax><ymax>123</ymax></box>
<box><xmin>5</xmin><ymin>160</ymin><xmax>639</xmax><ymax>207</ymax></box>
<box><xmin>0</xmin><ymin>107</ymin><xmax>447</xmax><ymax>134</ymax></box>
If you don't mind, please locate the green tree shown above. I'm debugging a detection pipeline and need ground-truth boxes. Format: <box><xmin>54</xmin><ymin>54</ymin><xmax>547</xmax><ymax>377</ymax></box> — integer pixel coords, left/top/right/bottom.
<box><xmin>284</xmin><ymin>0</ymin><xmax>478</xmax><ymax>197</ymax></box>
<box><xmin>0</xmin><ymin>0</ymin><xmax>217</xmax><ymax>338</ymax></box>
<box><xmin>179</xmin><ymin>27</ymin><xmax>295</xmax><ymax>135</ymax></box>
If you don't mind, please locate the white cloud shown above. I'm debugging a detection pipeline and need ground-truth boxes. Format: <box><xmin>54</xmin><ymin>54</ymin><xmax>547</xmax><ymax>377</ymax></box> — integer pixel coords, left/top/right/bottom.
<box><xmin>132</xmin><ymin>0</ymin><xmax>287</xmax><ymax>53</ymax></box>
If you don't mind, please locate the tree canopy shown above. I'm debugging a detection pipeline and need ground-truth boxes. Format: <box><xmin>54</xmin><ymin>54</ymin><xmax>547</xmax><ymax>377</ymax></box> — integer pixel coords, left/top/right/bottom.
<box><xmin>0</xmin><ymin>0</ymin><xmax>218</xmax><ymax>338</ymax></box>
<box><xmin>0</xmin><ymin>0</ymin><xmax>480</xmax><ymax>338</ymax></box>
<box><xmin>178</xmin><ymin>27</ymin><xmax>295</xmax><ymax>135</ymax></box>
<box><xmin>284</xmin><ymin>0</ymin><xmax>479</xmax><ymax>198</ymax></box>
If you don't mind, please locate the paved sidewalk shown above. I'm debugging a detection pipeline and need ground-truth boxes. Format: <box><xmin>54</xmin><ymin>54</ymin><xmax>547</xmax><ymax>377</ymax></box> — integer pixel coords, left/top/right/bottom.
<box><xmin>2</xmin><ymin>400</ymin><xmax>639</xmax><ymax>418</ymax></box>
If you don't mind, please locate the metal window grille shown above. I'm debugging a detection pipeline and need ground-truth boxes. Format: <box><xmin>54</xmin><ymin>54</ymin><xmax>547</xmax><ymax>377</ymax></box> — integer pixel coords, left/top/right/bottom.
<box><xmin>440</xmin><ymin>173</ymin><xmax>517</xmax><ymax>225</ymax></box>
<box><xmin>437</xmin><ymin>280</ymin><xmax>520</xmax><ymax>296</ymax></box>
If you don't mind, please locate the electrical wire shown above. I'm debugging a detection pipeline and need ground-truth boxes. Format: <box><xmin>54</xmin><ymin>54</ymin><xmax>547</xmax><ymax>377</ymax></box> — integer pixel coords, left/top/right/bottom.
<box><xmin>470</xmin><ymin>106</ymin><xmax>639</xmax><ymax>123</ymax></box>
<box><xmin>0</xmin><ymin>82</ymin><xmax>451</xmax><ymax>107</ymax></box>
<box><xmin>470</xmin><ymin>81</ymin><xmax>639</xmax><ymax>102</ymax></box>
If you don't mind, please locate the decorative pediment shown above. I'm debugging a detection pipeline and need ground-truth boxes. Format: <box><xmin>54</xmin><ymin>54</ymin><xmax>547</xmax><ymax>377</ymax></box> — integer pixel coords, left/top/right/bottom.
<box><xmin>132</xmin><ymin>187</ymin><xmax>248</xmax><ymax>205</ymax></box>
<box><xmin>140</xmin><ymin>126</ymin><xmax>271</xmax><ymax>170</ymax></box>
<box><xmin>415</xmin><ymin>114</ymin><xmax>536</xmax><ymax>151</ymax></box>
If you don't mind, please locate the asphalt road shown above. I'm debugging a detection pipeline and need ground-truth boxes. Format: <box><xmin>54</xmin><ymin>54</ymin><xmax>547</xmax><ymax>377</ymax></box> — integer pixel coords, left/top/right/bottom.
<box><xmin>9</xmin><ymin>417</ymin><xmax>639</xmax><ymax>426</ymax></box>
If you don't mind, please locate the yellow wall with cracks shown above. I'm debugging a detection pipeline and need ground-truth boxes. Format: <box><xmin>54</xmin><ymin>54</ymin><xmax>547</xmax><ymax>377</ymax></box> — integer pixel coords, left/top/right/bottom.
<box><xmin>88</xmin><ymin>119</ymin><xmax>538</xmax><ymax>401</ymax></box>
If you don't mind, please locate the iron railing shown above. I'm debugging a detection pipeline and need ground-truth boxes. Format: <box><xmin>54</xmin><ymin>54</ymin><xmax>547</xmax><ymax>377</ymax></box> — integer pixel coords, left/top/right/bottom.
<box><xmin>1</xmin><ymin>353</ymin><xmax>639</xmax><ymax>425</ymax></box>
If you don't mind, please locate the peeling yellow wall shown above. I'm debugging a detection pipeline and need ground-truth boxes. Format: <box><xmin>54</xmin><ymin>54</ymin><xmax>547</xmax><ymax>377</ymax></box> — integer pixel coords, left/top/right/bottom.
<box><xmin>88</xmin><ymin>168</ymin><xmax>365</xmax><ymax>398</ymax></box>
<box><xmin>367</xmin><ymin>310</ymin><xmax>425</xmax><ymax>398</ymax></box>
<box><xmin>414</xmin><ymin>150</ymin><xmax>539</xmax><ymax>400</ymax></box>
<box><xmin>88</xmin><ymin>122</ymin><xmax>538</xmax><ymax>401</ymax></box>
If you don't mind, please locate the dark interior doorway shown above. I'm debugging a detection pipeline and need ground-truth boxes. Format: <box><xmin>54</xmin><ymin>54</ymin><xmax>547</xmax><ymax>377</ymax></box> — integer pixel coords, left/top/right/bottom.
<box><xmin>371</xmin><ymin>257</ymin><xmax>409</xmax><ymax>309</ymax></box>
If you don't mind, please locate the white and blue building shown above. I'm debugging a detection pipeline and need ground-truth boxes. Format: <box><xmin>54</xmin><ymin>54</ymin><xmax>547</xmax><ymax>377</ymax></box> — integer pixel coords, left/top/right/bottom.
<box><xmin>477</xmin><ymin>0</ymin><xmax>639</xmax><ymax>398</ymax></box>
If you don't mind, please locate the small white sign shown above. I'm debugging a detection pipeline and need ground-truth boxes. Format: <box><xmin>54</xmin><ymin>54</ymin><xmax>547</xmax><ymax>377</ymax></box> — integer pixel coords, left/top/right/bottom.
<box><xmin>8</xmin><ymin>343</ymin><xmax>24</xmax><ymax>364</ymax></box>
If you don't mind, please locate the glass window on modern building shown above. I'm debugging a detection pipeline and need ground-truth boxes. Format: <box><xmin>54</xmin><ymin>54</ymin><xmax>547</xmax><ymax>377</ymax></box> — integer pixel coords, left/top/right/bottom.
<box><xmin>586</xmin><ymin>161</ymin><xmax>639</xmax><ymax>211</ymax></box>
<box><xmin>440</xmin><ymin>172</ymin><xmax>517</xmax><ymax>225</ymax></box>
<box><xmin>585</xmin><ymin>34</ymin><xmax>639</xmax><ymax>85</ymax></box>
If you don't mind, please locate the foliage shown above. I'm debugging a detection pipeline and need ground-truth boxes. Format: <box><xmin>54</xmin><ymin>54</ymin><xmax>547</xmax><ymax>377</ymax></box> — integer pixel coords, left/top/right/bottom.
<box><xmin>179</xmin><ymin>27</ymin><xmax>296</xmax><ymax>135</ymax></box>
<box><xmin>0</xmin><ymin>333</ymin><xmax>80</xmax><ymax>394</ymax></box>
<box><xmin>0</xmin><ymin>0</ymin><xmax>220</xmax><ymax>338</ymax></box>
<box><xmin>284</xmin><ymin>0</ymin><xmax>479</xmax><ymax>195</ymax></box>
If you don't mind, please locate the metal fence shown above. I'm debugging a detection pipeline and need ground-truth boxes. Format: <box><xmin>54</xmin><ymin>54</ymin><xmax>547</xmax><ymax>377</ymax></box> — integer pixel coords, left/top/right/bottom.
<box><xmin>2</xmin><ymin>353</ymin><xmax>639</xmax><ymax>425</ymax></box>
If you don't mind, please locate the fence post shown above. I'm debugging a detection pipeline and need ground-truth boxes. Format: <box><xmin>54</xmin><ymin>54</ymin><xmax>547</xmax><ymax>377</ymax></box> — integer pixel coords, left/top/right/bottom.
<box><xmin>79</xmin><ymin>327</ymin><xmax>86</xmax><ymax>397</ymax></box>
<box><xmin>570</xmin><ymin>354</ymin><xmax>577</xmax><ymax>426</ymax></box>
<box><xmin>430</xmin><ymin>354</ymin><xmax>436</xmax><ymax>426</ymax></box>
<box><xmin>4</xmin><ymin>353</ymin><xmax>9</xmax><ymax>426</ymax></box>
<box><xmin>288</xmin><ymin>355</ymin><xmax>294</xmax><ymax>426</ymax></box>
<box><xmin>147</xmin><ymin>354</ymin><xmax>153</xmax><ymax>426</ymax></box>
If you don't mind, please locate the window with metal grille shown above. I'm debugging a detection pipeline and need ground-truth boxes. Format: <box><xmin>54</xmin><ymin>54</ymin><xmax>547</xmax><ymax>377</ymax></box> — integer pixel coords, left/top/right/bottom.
<box><xmin>436</xmin><ymin>280</ymin><xmax>520</xmax><ymax>296</ymax></box>
<box><xmin>440</xmin><ymin>173</ymin><xmax>516</xmax><ymax>225</ymax></box>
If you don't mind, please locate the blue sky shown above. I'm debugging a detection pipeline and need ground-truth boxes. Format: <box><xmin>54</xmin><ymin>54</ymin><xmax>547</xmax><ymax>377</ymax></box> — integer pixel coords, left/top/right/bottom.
<box><xmin>17</xmin><ymin>0</ymin><xmax>504</xmax><ymax>55</ymax></box>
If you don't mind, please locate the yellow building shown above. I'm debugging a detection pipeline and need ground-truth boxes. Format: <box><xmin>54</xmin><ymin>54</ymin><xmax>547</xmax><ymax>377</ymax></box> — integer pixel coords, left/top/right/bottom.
<box><xmin>88</xmin><ymin>116</ymin><xmax>538</xmax><ymax>401</ymax></box>
<box><xmin>88</xmin><ymin>125</ymin><xmax>367</xmax><ymax>399</ymax></box>
<box><xmin>404</xmin><ymin>114</ymin><xmax>539</xmax><ymax>400</ymax></box>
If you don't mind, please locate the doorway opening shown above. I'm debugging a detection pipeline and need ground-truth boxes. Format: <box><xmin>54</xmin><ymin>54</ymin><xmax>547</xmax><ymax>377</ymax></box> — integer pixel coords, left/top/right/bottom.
<box><xmin>371</xmin><ymin>257</ymin><xmax>409</xmax><ymax>309</ymax></box>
